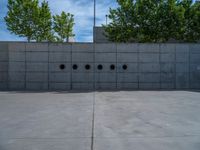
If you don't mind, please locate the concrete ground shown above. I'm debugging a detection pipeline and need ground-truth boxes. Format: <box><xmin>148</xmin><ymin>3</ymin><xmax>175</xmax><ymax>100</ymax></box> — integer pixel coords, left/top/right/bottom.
<box><xmin>0</xmin><ymin>91</ymin><xmax>200</xmax><ymax>150</ymax></box>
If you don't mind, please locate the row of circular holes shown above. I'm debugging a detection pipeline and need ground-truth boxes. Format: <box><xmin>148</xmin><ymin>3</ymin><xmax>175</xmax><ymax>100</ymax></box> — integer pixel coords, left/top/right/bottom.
<box><xmin>59</xmin><ymin>64</ymin><xmax>128</xmax><ymax>70</ymax></box>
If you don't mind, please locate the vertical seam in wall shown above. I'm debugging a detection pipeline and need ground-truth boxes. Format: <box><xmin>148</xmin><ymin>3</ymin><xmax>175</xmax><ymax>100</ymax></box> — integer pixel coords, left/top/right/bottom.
<box><xmin>93</xmin><ymin>43</ymin><xmax>96</xmax><ymax>90</ymax></box>
<box><xmin>25</xmin><ymin>43</ymin><xmax>27</xmax><ymax>90</ymax></box>
<box><xmin>159</xmin><ymin>44</ymin><xmax>161</xmax><ymax>89</ymax></box>
<box><xmin>70</xmin><ymin>43</ymin><xmax>72</xmax><ymax>90</ymax></box>
<box><xmin>137</xmin><ymin>44</ymin><xmax>140</xmax><ymax>89</ymax></box>
<box><xmin>47</xmin><ymin>43</ymin><xmax>50</xmax><ymax>90</ymax></box>
<box><xmin>116</xmin><ymin>43</ymin><xmax>117</xmax><ymax>89</ymax></box>
<box><xmin>188</xmin><ymin>44</ymin><xmax>191</xmax><ymax>89</ymax></box>
<box><xmin>175</xmin><ymin>45</ymin><xmax>177</xmax><ymax>89</ymax></box>
<box><xmin>7</xmin><ymin>43</ymin><xmax>10</xmax><ymax>90</ymax></box>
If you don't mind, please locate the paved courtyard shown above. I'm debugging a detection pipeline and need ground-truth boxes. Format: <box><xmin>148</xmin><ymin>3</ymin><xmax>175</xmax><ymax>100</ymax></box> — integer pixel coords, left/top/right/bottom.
<box><xmin>0</xmin><ymin>91</ymin><xmax>200</xmax><ymax>150</ymax></box>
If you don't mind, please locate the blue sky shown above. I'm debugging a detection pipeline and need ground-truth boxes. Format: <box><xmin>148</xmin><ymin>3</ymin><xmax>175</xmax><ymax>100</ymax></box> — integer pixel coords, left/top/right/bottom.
<box><xmin>0</xmin><ymin>0</ymin><xmax>117</xmax><ymax>42</ymax></box>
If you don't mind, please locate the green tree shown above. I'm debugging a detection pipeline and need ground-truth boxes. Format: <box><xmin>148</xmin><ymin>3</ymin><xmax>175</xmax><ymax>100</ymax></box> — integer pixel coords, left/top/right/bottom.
<box><xmin>53</xmin><ymin>11</ymin><xmax>75</xmax><ymax>42</ymax></box>
<box><xmin>135</xmin><ymin>0</ymin><xmax>162</xmax><ymax>42</ymax></box>
<box><xmin>4</xmin><ymin>0</ymin><xmax>55</xmax><ymax>42</ymax></box>
<box><xmin>5</xmin><ymin>0</ymin><xmax>39</xmax><ymax>42</ymax></box>
<box><xmin>103</xmin><ymin>0</ymin><xmax>135</xmax><ymax>42</ymax></box>
<box><xmin>180</xmin><ymin>0</ymin><xmax>200</xmax><ymax>41</ymax></box>
<box><xmin>35</xmin><ymin>0</ymin><xmax>54</xmax><ymax>42</ymax></box>
<box><xmin>158</xmin><ymin>0</ymin><xmax>185</xmax><ymax>41</ymax></box>
<box><xmin>104</xmin><ymin>0</ymin><xmax>200</xmax><ymax>43</ymax></box>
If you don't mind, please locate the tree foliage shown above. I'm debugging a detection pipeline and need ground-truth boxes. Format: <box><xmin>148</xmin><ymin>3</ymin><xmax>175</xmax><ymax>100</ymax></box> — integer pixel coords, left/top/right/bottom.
<box><xmin>4</xmin><ymin>0</ymin><xmax>75</xmax><ymax>42</ymax></box>
<box><xmin>34</xmin><ymin>0</ymin><xmax>53</xmax><ymax>42</ymax></box>
<box><xmin>103</xmin><ymin>0</ymin><xmax>200</xmax><ymax>42</ymax></box>
<box><xmin>5</xmin><ymin>0</ymin><xmax>40</xmax><ymax>42</ymax></box>
<box><xmin>53</xmin><ymin>12</ymin><xmax>75</xmax><ymax>42</ymax></box>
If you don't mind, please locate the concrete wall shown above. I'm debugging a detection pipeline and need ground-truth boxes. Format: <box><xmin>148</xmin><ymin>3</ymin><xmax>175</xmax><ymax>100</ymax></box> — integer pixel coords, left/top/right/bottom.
<box><xmin>0</xmin><ymin>42</ymin><xmax>8</xmax><ymax>90</ymax></box>
<box><xmin>0</xmin><ymin>42</ymin><xmax>200</xmax><ymax>90</ymax></box>
<box><xmin>94</xmin><ymin>27</ymin><xmax>109</xmax><ymax>43</ymax></box>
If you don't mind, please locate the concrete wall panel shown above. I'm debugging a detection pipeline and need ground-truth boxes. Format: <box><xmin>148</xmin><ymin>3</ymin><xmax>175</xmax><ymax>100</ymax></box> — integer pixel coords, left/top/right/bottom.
<box><xmin>117</xmin><ymin>73</ymin><xmax>138</xmax><ymax>82</ymax></box>
<box><xmin>139</xmin><ymin>63</ymin><xmax>160</xmax><ymax>73</ymax></box>
<box><xmin>160</xmin><ymin>53</ymin><xmax>175</xmax><ymax>62</ymax></box>
<box><xmin>26</xmin><ymin>73</ymin><xmax>48</xmax><ymax>82</ymax></box>
<box><xmin>176</xmin><ymin>63</ymin><xmax>189</xmax><ymax>72</ymax></box>
<box><xmin>72</xmin><ymin>53</ymin><xmax>94</xmax><ymax>62</ymax></box>
<box><xmin>0</xmin><ymin>43</ymin><xmax>8</xmax><ymax>90</ymax></box>
<box><xmin>26</xmin><ymin>63</ymin><xmax>48</xmax><ymax>72</ymax></box>
<box><xmin>176</xmin><ymin>73</ymin><xmax>189</xmax><ymax>89</ymax></box>
<box><xmin>139</xmin><ymin>83</ymin><xmax>160</xmax><ymax>89</ymax></box>
<box><xmin>176</xmin><ymin>44</ymin><xmax>189</xmax><ymax>53</ymax></box>
<box><xmin>0</xmin><ymin>52</ymin><xmax>8</xmax><ymax>62</ymax></box>
<box><xmin>0</xmin><ymin>62</ymin><xmax>8</xmax><ymax>72</ymax></box>
<box><xmin>117</xmin><ymin>53</ymin><xmax>138</xmax><ymax>62</ymax></box>
<box><xmin>9</xmin><ymin>72</ymin><xmax>25</xmax><ymax>82</ymax></box>
<box><xmin>72</xmin><ymin>73</ymin><xmax>94</xmax><ymax>82</ymax></box>
<box><xmin>190</xmin><ymin>54</ymin><xmax>200</xmax><ymax>63</ymax></box>
<box><xmin>139</xmin><ymin>53</ymin><xmax>159</xmax><ymax>63</ymax></box>
<box><xmin>190</xmin><ymin>44</ymin><xmax>200</xmax><ymax>53</ymax></box>
<box><xmin>138</xmin><ymin>44</ymin><xmax>159</xmax><ymax>53</ymax></box>
<box><xmin>9</xmin><ymin>82</ymin><xmax>25</xmax><ymax>90</ymax></box>
<box><xmin>160</xmin><ymin>44</ymin><xmax>175</xmax><ymax>53</ymax></box>
<box><xmin>160</xmin><ymin>63</ymin><xmax>175</xmax><ymax>73</ymax></box>
<box><xmin>95</xmin><ymin>43</ymin><xmax>116</xmax><ymax>52</ymax></box>
<box><xmin>26</xmin><ymin>43</ymin><xmax>48</xmax><ymax>52</ymax></box>
<box><xmin>176</xmin><ymin>53</ymin><xmax>189</xmax><ymax>63</ymax></box>
<box><xmin>49</xmin><ymin>43</ymin><xmax>71</xmax><ymax>52</ymax></box>
<box><xmin>117</xmin><ymin>83</ymin><xmax>138</xmax><ymax>89</ymax></box>
<box><xmin>9</xmin><ymin>62</ymin><xmax>25</xmax><ymax>72</ymax></box>
<box><xmin>95</xmin><ymin>53</ymin><xmax>116</xmax><ymax>62</ymax></box>
<box><xmin>190</xmin><ymin>72</ymin><xmax>200</xmax><ymax>82</ymax></box>
<box><xmin>49</xmin><ymin>83</ymin><xmax>70</xmax><ymax>90</ymax></box>
<box><xmin>49</xmin><ymin>52</ymin><xmax>71</xmax><ymax>62</ymax></box>
<box><xmin>72</xmin><ymin>83</ymin><xmax>94</xmax><ymax>90</ymax></box>
<box><xmin>95</xmin><ymin>73</ymin><xmax>116</xmax><ymax>82</ymax></box>
<box><xmin>49</xmin><ymin>73</ymin><xmax>70</xmax><ymax>82</ymax></box>
<box><xmin>8</xmin><ymin>43</ymin><xmax>25</xmax><ymax>52</ymax></box>
<box><xmin>9</xmin><ymin>52</ymin><xmax>25</xmax><ymax>62</ymax></box>
<box><xmin>139</xmin><ymin>73</ymin><xmax>160</xmax><ymax>83</ymax></box>
<box><xmin>26</xmin><ymin>82</ymin><xmax>48</xmax><ymax>90</ymax></box>
<box><xmin>95</xmin><ymin>83</ymin><xmax>116</xmax><ymax>90</ymax></box>
<box><xmin>0</xmin><ymin>82</ymin><xmax>8</xmax><ymax>90</ymax></box>
<box><xmin>0</xmin><ymin>73</ymin><xmax>7</xmax><ymax>82</ymax></box>
<box><xmin>190</xmin><ymin>64</ymin><xmax>200</xmax><ymax>72</ymax></box>
<box><xmin>161</xmin><ymin>73</ymin><xmax>175</xmax><ymax>83</ymax></box>
<box><xmin>117</xmin><ymin>44</ymin><xmax>138</xmax><ymax>52</ymax></box>
<box><xmin>161</xmin><ymin>83</ymin><xmax>175</xmax><ymax>89</ymax></box>
<box><xmin>72</xmin><ymin>43</ymin><xmax>93</xmax><ymax>52</ymax></box>
<box><xmin>26</xmin><ymin>52</ymin><xmax>48</xmax><ymax>62</ymax></box>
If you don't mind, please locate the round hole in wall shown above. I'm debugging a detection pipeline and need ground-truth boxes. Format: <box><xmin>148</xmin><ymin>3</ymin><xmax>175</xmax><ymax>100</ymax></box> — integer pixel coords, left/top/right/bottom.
<box><xmin>110</xmin><ymin>64</ymin><xmax>115</xmax><ymax>70</ymax></box>
<box><xmin>59</xmin><ymin>64</ymin><xmax>65</xmax><ymax>70</ymax></box>
<box><xmin>73</xmin><ymin>64</ymin><xmax>78</xmax><ymax>70</ymax></box>
<box><xmin>97</xmin><ymin>64</ymin><xmax>103</xmax><ymax>70</ymax></box>
<box><xmin>85</xmin><ymin>64</ymin><xmax>91</xmax><ymax>70</ymax></box>
<box><xmin>123</xmin><ymin>64</ymin><xmax>128</xmax><ymax>70</ymax></box>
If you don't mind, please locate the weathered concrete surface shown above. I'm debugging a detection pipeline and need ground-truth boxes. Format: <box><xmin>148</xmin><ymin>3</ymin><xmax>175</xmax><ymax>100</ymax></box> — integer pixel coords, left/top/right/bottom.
<box><xmin>0</xmin><ymin>91</ymin><xmax>200</xmax><ymax>150</ymax></box>
<box><xmin>1</xmin><ymin>42</ymin><xmax>200</xmax><ymax>90</ymax></box>
<box><xmin>0</xmin><ymin>92</ymin><xmax>93</xmax><ymax>150</ymax></box>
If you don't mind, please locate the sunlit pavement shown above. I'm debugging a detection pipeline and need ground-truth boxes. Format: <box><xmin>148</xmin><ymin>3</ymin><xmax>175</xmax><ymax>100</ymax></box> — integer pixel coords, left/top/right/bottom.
<box><xmin>0</xmin><ymin>91</ymin><xmax>200</xmax><ymax>150</ymax></box>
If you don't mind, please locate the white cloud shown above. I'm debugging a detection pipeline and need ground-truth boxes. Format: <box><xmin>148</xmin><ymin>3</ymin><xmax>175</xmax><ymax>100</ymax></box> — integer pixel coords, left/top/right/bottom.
<box><xmin>0</xmin><ymin>0</ymin><xmax>117</xmax><ymax>42</ymax></box>
<box><xmin>47</xmin><ymin>0</ymin><xmax>117</xmax><ymax>42</ymax></box>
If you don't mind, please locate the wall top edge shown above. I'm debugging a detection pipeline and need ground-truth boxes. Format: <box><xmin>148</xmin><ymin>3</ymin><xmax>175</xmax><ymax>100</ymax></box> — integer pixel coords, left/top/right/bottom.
<box><xmin>0</xmin><ymin>41</ymin><xmax>200</xmax><ymax>45</ymax></box>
